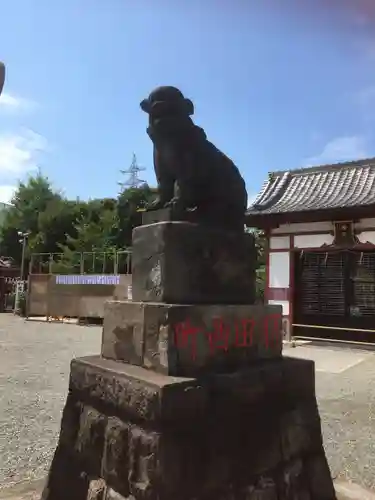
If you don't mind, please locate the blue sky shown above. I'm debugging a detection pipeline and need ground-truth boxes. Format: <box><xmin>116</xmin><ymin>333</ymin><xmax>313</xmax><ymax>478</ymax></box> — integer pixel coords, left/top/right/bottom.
<box><xmin>0</xmin><ymin>0</ymin><xmax>375</xmax><ymax>205</ymax></box>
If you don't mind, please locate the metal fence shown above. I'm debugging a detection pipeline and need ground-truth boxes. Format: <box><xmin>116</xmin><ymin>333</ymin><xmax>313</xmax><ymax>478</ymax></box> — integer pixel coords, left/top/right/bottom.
<box><xmin>29</xmin><ymin>250</ymin><xmax>132</xmax><ymax>275</ymax></box>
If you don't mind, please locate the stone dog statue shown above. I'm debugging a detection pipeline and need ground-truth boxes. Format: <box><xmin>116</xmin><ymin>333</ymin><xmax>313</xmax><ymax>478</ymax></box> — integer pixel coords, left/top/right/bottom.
<box><xmin>140</xmin><ymin>86</ymin><xmax>248</xmax><ymax>232</ymax></box>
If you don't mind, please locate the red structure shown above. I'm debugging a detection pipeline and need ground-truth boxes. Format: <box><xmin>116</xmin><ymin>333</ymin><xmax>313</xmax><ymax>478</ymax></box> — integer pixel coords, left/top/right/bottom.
<box><xmin>247</xmin><ymin>158</ymin><xmax>375</xmax><ymax>343</ymax></box>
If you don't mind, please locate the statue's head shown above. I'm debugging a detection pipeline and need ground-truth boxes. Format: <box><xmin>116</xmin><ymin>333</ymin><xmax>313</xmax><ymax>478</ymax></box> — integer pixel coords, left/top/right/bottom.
<box><xmin>140</xmin><ymin>86</ymin><xmax>194</xmax><ymax>118</ymax></box>
<box><xmin>0</xmin><ymin>62</ymin><xmax>5</xmax><ymax>97</ymax></box>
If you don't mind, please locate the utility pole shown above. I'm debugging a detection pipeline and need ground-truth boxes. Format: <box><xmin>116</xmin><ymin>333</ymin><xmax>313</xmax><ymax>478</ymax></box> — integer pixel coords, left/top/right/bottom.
<box><xmin>118</xmin><ymin>153</ymin><xmax>146</xmax><ymax>190</ymax></box>
<box><xmin>18</xmin><ymin>231</ymin><xmax>30</xmax><ymax>281</ymax></box>
<box><xmin>14</xmin><ymin>231</ymin><xmax>29</xmax><ymax>314</ymax></box>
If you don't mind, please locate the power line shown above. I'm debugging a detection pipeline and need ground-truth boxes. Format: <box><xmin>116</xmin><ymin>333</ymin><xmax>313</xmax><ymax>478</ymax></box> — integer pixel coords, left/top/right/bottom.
<box><xmin>119</xmin><ymin>153</ymin><xmax>146</xmax><ymax>189</ymax></box>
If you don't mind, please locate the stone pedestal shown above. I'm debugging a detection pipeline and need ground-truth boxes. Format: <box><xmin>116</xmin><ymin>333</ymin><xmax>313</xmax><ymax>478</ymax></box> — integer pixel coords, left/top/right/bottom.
<box><xmin>101</xmin><ymin>301</ymin><xmax>282</xmax><ymax>376</ymax></box>
<box><xmin>42</xmin><ymin>218</ymin><xmax>336</xmax><ymax>500</ymax></box>
<box><xmin>42</xmin><ymin>356</ymin><xmax>336</xmax><ymax>500</ymax></box>
<box><xmin>132</xmin><ymin>222</ymin><xmax>256</xmax><ymax>304</ymax></box>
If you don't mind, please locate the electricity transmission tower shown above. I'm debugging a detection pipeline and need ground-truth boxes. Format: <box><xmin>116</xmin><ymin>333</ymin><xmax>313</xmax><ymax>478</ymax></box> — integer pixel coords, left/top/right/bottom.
<box><xmin>119</xmin><ymin>153</ymin><xmax>146</xmax><ymax>190</ymax></box>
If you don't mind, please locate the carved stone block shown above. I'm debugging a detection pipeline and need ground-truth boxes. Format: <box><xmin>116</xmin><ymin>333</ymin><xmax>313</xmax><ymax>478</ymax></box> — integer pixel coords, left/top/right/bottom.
<box><xmin>102</xmin><ymin>417</ymin><xmax>130</xmax><ymax>497</ymax></box>
<box><xmin>131</xmin><ymin>222</ymin><xmax>256</xmax><ymax>304</ymax></box>
<box><xmin>101</xmin><ymin>301</ymin><xmax>282</xmax><ymax>376</ymax></box>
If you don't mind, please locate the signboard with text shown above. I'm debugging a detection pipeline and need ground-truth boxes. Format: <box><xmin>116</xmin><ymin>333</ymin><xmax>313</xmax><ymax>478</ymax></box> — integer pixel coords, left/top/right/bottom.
<box><xmin>55</xmin><ymin>275</ymin><xmax>120</xmax><ymax>285</ymax></box>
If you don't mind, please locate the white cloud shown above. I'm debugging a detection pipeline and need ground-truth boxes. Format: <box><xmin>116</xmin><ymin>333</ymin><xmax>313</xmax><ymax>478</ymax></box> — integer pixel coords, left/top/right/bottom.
<box><xmin>304</xmin><ymin>136</ymin><xmax>368</xmax><ymax>167</ymax></box>
<box><xmin>0</xmin><ymin>129</ymin><xmax>47</xmax><ymax>175</ymax></box>
<box><xmin>0</xmin><ymin>185</ymin><xmax>16</xmax><ymax>204</ymax></box>
<box><xmin>0</xmin><ymin>92</ymin><xmax>36</xmax><ymax>111</ymax></box>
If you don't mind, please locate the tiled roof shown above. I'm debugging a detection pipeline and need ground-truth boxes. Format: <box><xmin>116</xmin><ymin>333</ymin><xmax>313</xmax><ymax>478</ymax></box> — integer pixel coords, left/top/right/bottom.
<box><xmin>247</xmin><ymin>157</ymin><xmax>375</xmax><ymax>216</ymax></box>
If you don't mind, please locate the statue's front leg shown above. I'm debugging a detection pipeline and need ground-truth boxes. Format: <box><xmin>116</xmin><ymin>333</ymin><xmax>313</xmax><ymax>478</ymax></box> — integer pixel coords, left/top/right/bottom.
<box><xmin>147</xmin><ymin>147</ymin><xmax>175</xmax><ymax>211</ymax></box>
<box><xmin>148</xmin><ymin>181</ymin><xmax>174</xmax><ymax>211</ymax></box>
<box><xmin>165</xmin><ymin>180</ymin><xmax>196</xmax><ymax>211</ymax></box>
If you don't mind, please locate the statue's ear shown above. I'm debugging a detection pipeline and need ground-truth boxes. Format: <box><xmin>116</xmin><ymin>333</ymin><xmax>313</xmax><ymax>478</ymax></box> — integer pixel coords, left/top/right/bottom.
<box><xmin>140</xmin><ymin>98</ymin><xmax>151</xmax><ymax>113</ymax></box>
<box><xmin>184</xmin><ymin>98</ymin><xmax>194</xmax><ymax>116</ymax></box>
<box><xmin>0</xmin><ymin>62</ymin><xmax>5</xmax><ymax>97</ymax></box>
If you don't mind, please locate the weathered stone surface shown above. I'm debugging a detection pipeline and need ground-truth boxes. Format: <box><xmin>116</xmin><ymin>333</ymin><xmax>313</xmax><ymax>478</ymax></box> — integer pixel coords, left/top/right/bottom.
<box><xmin>280</xmin><ymin>459</ymin><xmax>311</xmax><ymax>499</ymax></box>
<box><xmin>280</xmin><ymin>402</ymin><xmax>323</xmax><ymax>460</ymax></box>
<box><xmin>87</xmin><ymin>479</ymin><xmax>106</xmax><ymax>500</ymax></box>
<box><xmin>42</xmin><ymin>446</ymin><xmax>89</xmax><ymax>500</ymax></box>
<box><xmin>141</xmin><ymin>206</ymin><xmax>198</xmax><ymax>226</ymax></box>
<box><xmin>305</xmin><ymin>454</ymin><xmax>337</xmax><ymax>499</ymax></box>
<box><xmin>128</xmin><ymin>426</ymin><xmax>159</xmax><ymax>498</ymax></box>
<box><xmin>59</xmin><ymin>392</ymin><xmax>82</xmax><ymax>449</ymax></box>
<box><xmin>102</xmin><ymin>301</ymin><xmax>282</xmax><ymax>376</ymax></box>
<box><xmin>105</xmin><ymin>488</ymin><xmax>131</xmax><ymax>500</ymax></box>
<box><xmin>43</xmin><ymin>355</ymin><xmax>336</xmax><ymax>500</ymax></box>
<box><xmin>69</xmin><ymin>356</ymin><xmax>208</xmax><ymax>425</ymax></box>
<box><xmin>102</xmin><ymin>417</ymin><xmax>130</xmax><ymax>497</ymax></box>
<box><xmin>75</xmin><ymin>406</ymin><xmax>107</xmax><ymax>476</ymax></box>
<box><xmin>131</xmin><ymin>222</ymin><xmax>256</xmax><ymax>304</ymax></box>
<box><xmin>282</xmin><ymin>356</ymin><xmax>316</xmax><ymax>400</ymax></box>
<box><xmin>101</xmin><ymin>302</ymin><xmax>145</xmax><ymax>366</ymax></box>
<box><xmin>68</xmin><ymin>356</ymin><xmax>317</xmax><ymax>426</ymax></box>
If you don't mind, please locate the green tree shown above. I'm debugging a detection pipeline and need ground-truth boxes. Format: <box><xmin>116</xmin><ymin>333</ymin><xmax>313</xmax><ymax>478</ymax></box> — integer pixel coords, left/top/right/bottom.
<box><xmin>246</xmin><ymin>227</ymin><xmax>266</xmax><ymax>303</ymax></box>
<box><xmin>116</xmin><ymin>185</ymin><xmax>156</xmax><ymax>247</ymax></box>
<box><xmin>56</xmin><ymin>206</ymin><xmax>120</xmax><ymax>274</ymax></box>
<box><xmin>0</xmin><ymin>173</ymin><xmax>158</xmax><ymax>275</ymax></box>
<box><xmin>0</xmin><ymin>173</ymin><xmax>61</xmax><ymax>263</ymax></box>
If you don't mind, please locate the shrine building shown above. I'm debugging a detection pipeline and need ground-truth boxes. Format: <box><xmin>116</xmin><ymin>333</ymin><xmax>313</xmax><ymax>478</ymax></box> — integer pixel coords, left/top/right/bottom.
<box><xmin>246</xmin><ymin>157</ymin><xmax>375</xmax><ymax>344</ymax></box>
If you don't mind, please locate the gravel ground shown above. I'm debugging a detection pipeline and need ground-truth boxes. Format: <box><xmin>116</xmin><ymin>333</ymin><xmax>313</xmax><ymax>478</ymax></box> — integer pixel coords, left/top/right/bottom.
<box><xmin>315</xmin><ymin>351</ymin><xmax>375</xmax><ymax>489</ymax></box>
<box><xmin>0</xmin><ymin>315</ymin><xmax>101</xmax><ymax>489</ymax></box>
<box><xmin>0</xmin><ymin>315</ymin><xmax>374</xmax><ymax>490</ymax></box>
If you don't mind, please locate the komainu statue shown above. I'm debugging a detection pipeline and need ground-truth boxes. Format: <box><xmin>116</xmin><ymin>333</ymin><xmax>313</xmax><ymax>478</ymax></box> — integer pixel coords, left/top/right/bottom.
<box><xmin>140</xmin><ymin>86</ymin><xmax>248</xmax><ymax>232</ymax></box>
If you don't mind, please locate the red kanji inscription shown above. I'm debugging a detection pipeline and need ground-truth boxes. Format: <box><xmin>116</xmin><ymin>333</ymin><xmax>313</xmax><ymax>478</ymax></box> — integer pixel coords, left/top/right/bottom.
<box><xmin>234</xmin><ymin>318</ymin><xmax>255</xmax><ymax>347</ymax></box>
<box><xmin>263</xmin><ymin>313</ymin><xmax>280</xmax><ymax>349</ymax></box>
<box><xmin>206</xmin><ymin>317</ymin><xmax>230</xmax><ymax>353</ymax></box>
<box><xmin>174</xmin><ymin>320</ymin><xmax>201</xmax><ymax>360</ymax></box>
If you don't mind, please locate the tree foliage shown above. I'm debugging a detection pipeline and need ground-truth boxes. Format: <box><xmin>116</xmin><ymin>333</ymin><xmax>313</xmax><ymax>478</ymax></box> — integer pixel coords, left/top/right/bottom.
<box><xmin>0</xmin><ymin>173</ymin><xmax>156</xmax><ymax>272</ymax></box>
<box><xmin>246</xmin><ymin>227</ymin><xmax>266</xmax><ymax>303</ymax></box>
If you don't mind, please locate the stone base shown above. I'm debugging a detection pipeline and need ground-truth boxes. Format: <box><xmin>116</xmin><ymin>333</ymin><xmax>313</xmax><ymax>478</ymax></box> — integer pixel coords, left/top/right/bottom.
<box><xmin>141</xmin><ymin>206</ymin><xmax>198</xmax><ymax>226</ymax></box>
<box><xmin>42</xmin><ymin>356</ymin><xmax>337</xmax><ymax>500</ymax></box>
<box><xmin>141</xmin><ymin>206</ymin><xmax>245</xmax><ymax>233</ymax></box>
<box><xmin>101</xmin><ymin>301</ymin><xmax>282</xmax><ymax>377</ymax></box>
<box><xmin>131</xmin><ymin>222</ymin><xmax>256</xmax><ymax>304</ymax></box>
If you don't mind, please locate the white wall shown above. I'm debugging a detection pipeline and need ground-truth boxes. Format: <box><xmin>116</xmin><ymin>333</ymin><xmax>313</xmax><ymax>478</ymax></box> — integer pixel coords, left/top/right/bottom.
<box><xmin>294</xmin><ymin>233</ymin><xmax>334</xmax><ymax>249</ymax></box>
<box><xmin>269</xmin><ymin>235</ymin><xmax>290</xmax><ymax>250</ymax></box>
<box><xmin>268</xmin><ymin>252</ymin><xmax>290</xmax><ymax>316</ymax></box>
<box><xmin>357</xmin><ymin>231</ymin><xmax>375</xmax><ymax>245</ymax></box>
<box><xmin>271</xmin><ymin>218</ymin><xmax>375</xmax><ymax>249</ymax></box>
<box><xmin>355</xmin><ymin>218</ymin><xmax>375</xmax><ymax>230</ymax></box>
<box><xmin>269</xmin><ymin>252</ymin><xmax>289</xmax><ymax>287</ymax></box>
